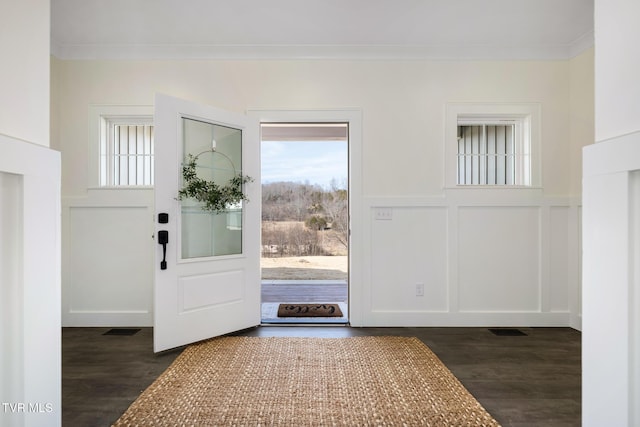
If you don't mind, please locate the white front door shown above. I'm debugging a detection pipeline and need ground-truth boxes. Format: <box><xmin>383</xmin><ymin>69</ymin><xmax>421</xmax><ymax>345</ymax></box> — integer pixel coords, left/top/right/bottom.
<box><xmin>154</xmin><ymin>94</ymin><xmax>261</xmax><ymax>352</ymax></box>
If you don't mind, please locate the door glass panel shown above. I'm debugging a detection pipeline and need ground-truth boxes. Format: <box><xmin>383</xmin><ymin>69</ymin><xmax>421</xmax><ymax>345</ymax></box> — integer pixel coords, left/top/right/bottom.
<box><xmin>181</xmin><ymin>117</ymin><xmax>243</xmax><ymax>259</ymax></box>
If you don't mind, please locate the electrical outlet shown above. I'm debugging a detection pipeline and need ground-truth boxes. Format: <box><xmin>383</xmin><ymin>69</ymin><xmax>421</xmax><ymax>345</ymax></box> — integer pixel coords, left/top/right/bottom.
<box><xmin>374</xmin><ymin>207</ymin><xmax>393</xmax><ymax>220</ymax></box>
<box><xmin>415</xmin><ymin>283</ymin><xmax>425</xmax><ymax>297</ymax></box>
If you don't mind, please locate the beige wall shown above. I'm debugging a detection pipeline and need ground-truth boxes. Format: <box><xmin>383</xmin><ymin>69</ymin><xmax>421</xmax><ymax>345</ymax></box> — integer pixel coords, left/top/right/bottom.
<box><xmin>52</xmin><ymin>52</ymin><xmax>593</xmax><ymax>328</ymax></box>
<box><xmin>52</xmin><ymin>57</ymin><xmax>586</xmax><ymax>198</ymax></box>
<box><xmin>0</xmin><ymin>0</ymin><xmax>50</xmax><ymax>146</ymax></box>
<box><xmin>570</xmin><ymin>48</ymin><xmax>595</xmax><ymax>195</ymax></box>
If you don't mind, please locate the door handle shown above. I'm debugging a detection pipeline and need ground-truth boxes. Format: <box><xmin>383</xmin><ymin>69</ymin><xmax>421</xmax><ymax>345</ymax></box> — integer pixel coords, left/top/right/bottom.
<box><xmin>158</xmin><ymin>230</ymin><xmax>168</xmax><ymax>270</ymax></box>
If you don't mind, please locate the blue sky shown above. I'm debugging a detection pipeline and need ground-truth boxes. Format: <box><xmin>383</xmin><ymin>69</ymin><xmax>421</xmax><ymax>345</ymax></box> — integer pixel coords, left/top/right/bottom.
<box><xmin>261</xmin><ymin>140</ymin><xmax>348</xmax><ymax>189</ymax></box>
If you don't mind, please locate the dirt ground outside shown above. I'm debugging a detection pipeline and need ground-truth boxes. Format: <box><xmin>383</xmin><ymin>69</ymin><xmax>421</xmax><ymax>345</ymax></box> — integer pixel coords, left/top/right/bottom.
<box><xmin>261</xmin><ymin>256</ymin><xmax>348</xmax><ymax>280</ymax></box>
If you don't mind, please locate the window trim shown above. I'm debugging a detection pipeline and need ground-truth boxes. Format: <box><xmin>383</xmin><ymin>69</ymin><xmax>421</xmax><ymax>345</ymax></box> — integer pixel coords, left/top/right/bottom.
<box><xmin>444</xmin><ymin>103</ymin><xmax>541</xmax><ymax>189</ymax></box>
<box><xmin>88</xmin><ymin>105</ymin><xmax>154</xmax><ymax>189</ymax></box>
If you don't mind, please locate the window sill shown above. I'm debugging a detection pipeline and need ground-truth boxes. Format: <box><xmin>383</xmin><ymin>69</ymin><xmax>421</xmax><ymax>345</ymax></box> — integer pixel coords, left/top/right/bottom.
<box><xmin>445</xmin><ymin>185</ymin><xmax>542</xmax><ymax>190</ymax></box>
<box><xmin>88</xmin><ymin>186</ymin><xmax>154</xmax><ymax>190</ymax></box>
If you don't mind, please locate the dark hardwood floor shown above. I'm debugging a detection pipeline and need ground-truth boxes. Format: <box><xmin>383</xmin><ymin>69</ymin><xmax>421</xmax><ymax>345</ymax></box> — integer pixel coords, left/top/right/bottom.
<box><xmin>62</xmin><ymin>326</ymin><xmax>580</xmax><ymax>426</ymax></box>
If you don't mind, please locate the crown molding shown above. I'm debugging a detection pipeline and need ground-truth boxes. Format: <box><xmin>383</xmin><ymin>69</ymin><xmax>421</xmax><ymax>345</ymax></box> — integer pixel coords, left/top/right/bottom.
<box><xmin>51</xmin><ymin>39</ymin><xmax>595</xmax><ymax>61</ymax></box>
<box><xmin>568</xmin><ymin>30</ymin><xmax>595</xmax><ymax>58</ymax></box>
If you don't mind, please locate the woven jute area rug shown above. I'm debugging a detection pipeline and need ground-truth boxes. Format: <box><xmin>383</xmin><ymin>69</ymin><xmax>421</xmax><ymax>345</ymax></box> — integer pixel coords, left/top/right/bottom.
<box><xmin>112</xmin><ymin>336</ymin><xmax>500</xmax><ymax>426</ymax></box>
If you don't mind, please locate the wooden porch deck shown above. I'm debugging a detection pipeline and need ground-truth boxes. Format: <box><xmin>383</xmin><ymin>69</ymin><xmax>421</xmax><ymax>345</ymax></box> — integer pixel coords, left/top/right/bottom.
<box><xmin>261</xmin><ymin>280</ymin><xmax>349</xmax><ymax>323</ymax></box>
<box><xmin>261</xmin><ymin>280</ymin><xmax>348</xmax><ymax>303</ymax></box>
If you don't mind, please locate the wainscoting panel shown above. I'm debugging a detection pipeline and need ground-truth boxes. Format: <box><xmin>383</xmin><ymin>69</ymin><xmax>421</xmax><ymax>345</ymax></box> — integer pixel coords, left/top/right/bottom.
<box><xmin>549</xmin><ymin>206</ymin><xmax>570</xmax><ymax>312</ymax></box>
<box><xmin>370</xmin><ymin>207</ymin><xmax>448</xmax><ymax>313</ymax></box>
<box><xmin>457</xmin><ymin>206</ymin><xmax>540</xmax><ymax>313</ymax></box>
<box><xmin>63</xmin><ymin>191</ymin><xmax>154</xmax><ymax>326</ymax></box>
<box><xmin>574</xmin><ymin>205</ymin><xmax>583</xmax><ymax>329</ymax></box>
<box><xmin>63</xmin><ymin>189</ymin><xmax>580</xmax><ymax>328</ymax></box>
<box><xmin>363</xmin><ymin>193</ymin><xmax>579</xmax><ymax>327</ymax></box>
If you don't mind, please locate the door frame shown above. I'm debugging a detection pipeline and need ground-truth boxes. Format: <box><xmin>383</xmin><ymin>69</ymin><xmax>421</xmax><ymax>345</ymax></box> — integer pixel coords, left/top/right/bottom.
<box><xmin>248</xmin><ymin>109</ymin><xmax>363</xmax><ymax>326</ymax></box>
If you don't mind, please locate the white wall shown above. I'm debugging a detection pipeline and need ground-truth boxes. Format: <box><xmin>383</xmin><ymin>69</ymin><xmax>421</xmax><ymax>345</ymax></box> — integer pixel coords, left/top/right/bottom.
<box><xmin>0</xmin><ymin>1</ymin><xmax>61</xmax><ymax>426</ymax></box>
<box><xmin>0</xmin><ymin>172</ymin><xmax>23</xmax><ymax>409</ymax></box>
<box><xmin>583</xmin><ymin>137</ymin><xmax>640</xmax><ymax>427</ymax></box>
<box><xmin>0</xmin><ymin>136</ymin><xmax>61</xmax><ymax>427</ymax></box>
<box><xmin>0</xmin><ymin>0</ymin><xmax>50</xmax><ymax>146</ymax></box>
<box><xmin>583</xmin><ymin>1</ymin><xmax>640</xmax><ymax>425</ymax></box>
<box><xmin>594</xmin><ymin>0</ymin><xmax>640</xmax><ymax>141</ymax></box>
<box><xmin>51</xmin><ymin>52</ymin><xmax>592</xmax><ymax>327</ymax></box>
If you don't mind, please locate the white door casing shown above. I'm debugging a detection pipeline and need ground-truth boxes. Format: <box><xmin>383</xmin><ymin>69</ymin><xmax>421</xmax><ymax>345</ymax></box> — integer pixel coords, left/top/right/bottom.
<box><xmin>154</xmin><ymin>94</ymin><xmax>260</xmax><ymax>352</ymax></box>
<box><xmin>248</xmin><ymin>108</ymin><xmax>363</xmax><ymax>326</ymax></box>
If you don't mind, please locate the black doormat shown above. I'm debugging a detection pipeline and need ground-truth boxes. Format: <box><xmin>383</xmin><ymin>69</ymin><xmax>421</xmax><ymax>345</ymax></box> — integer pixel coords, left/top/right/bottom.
<box><xmin>277</xmin><ymin>304</ymin><xmax>343</xmax><ymax>318</ymax></box>
<box><xmin>488</xmin><ymin>328</ymin><xmax>527</xmax><ymax>336</ymax></box>
<box><xmin>103</xmin><ymin>328</ymin><xmax>141</xmax><ymax>336</ymax></box>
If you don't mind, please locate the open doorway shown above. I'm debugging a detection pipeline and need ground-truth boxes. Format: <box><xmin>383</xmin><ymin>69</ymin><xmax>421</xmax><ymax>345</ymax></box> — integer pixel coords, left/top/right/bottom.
<box><xmin>260</xmin><ymin>123</ymin><xmax>349</xmax><ymax>323</ymax></box>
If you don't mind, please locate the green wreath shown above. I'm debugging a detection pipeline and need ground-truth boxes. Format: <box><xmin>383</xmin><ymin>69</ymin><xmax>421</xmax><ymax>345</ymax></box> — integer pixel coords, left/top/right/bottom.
<box><xmin>177</xmin><ymin>154</ymin><xmax>253</xmax><ymax>213</ymax></box>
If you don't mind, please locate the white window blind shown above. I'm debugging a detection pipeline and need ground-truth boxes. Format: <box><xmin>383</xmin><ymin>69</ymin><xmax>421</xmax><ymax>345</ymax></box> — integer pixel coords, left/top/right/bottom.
<box><xmin>458</xmin><ymin>123</ymin><xmax>515</xmax><ymax>185</ymax></box>
<box><xmin>100</xmin><ymin>118</ymin><xmax>154</xmax><ymax>186</ymax></box>
<box><xmin>445</xmin><ymin>104</ymin><xmax>539</xmax><ymax>188</ymax></box>
<box><xmin>456</xmin><ymin>118</ymin><xmax>530</xmax><ymax>186</ymax></box>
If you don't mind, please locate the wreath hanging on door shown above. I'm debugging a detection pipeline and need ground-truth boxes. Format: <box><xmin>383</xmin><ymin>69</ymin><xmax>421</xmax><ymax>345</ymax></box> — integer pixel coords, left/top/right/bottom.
<box><xmin>177</xmin><ymin>151</ymin><xmax>253</xmax><ymax>214</ymax></box>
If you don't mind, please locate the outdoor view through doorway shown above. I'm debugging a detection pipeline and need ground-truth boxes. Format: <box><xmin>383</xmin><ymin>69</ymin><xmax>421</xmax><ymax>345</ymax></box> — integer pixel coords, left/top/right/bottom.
<box><xmin>260</xmin><ymin>123</ymin><xmax>349</xmax><ymax>323</ymax></box>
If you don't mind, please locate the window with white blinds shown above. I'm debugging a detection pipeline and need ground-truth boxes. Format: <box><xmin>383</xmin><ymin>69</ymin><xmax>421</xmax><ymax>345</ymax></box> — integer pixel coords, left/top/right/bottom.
<box><xmin>456</xmin><ymin>118</ymin><xmax>530</xmax><ymax>186</ymax></box>
<box><xmin>100</xmin><ymin>118</ymin><xmax>154</xmax><ymax>186</ymax></box>
<box><xmin>445</xmin><ymin>103</ymin><xmax>539</xmax><ymax>188</ymax></box>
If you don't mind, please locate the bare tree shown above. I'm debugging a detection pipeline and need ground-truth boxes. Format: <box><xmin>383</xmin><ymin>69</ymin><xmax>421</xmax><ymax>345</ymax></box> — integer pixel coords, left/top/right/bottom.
<box><xmin>321</xmin><ymin>183</ymin><xmax>348</xmax><ymax>249</ymax></box>
<box><xmin>261</xmin><ymin>180</ymin><xmax>348</xmax><ymax>256</ymax></box>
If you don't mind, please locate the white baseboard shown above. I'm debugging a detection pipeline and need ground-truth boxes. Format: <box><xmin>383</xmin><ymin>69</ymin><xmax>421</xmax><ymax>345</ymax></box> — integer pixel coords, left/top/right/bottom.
<box><xmin>63</xmin><ymin>311</ymin><xmax>152</xmax><ymax>327</ymax></box>
<box><xmin>362</xmin><ymin>311</ymin><xmax>572</xmax><ymax>327</ymax></box>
